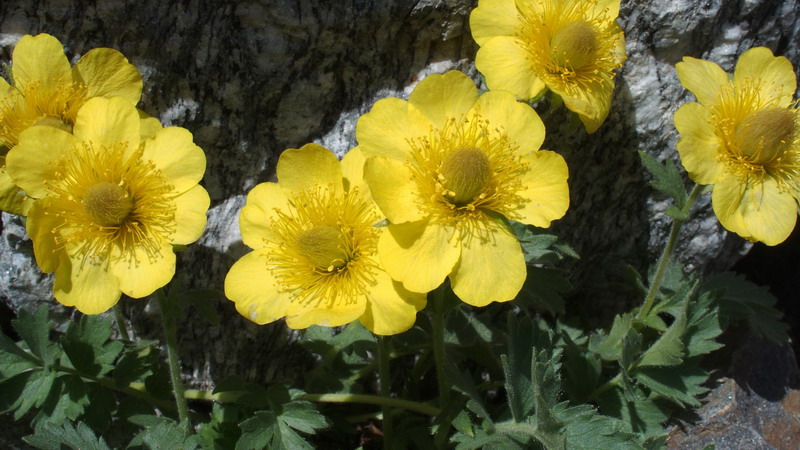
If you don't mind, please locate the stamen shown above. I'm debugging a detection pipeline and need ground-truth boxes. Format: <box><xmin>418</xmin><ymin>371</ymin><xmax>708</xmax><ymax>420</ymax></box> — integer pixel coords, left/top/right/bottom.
<box><xmin>83</xmin><ymin>181</ymin><xmax>134</xmax><ymax>227</ymax></box>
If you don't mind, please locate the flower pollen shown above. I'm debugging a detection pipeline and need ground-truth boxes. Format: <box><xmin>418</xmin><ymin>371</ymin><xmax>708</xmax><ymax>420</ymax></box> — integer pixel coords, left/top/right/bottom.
<box><xmin>440</xmin><ymin>147</ymin><xmax>491</xmax><ymax>206</ymax></box>
<box><xmin>267</xmin><ymin>185</ymin><xmax>380</xmax><ymax>308</ymax></box>
<box><xmin>0</xmin><ymin>80</ymin><xmax>86</xmax><ymax>148</ymax></box>
<box><xmin>550</xmin><ymin>20</ymin><xmax>599</xmax><ymax>71</ymax></box>
<box><xmin>47</xmin><ymin>141</ymin><xmax>176</xmax><ymax>266</ymax></box>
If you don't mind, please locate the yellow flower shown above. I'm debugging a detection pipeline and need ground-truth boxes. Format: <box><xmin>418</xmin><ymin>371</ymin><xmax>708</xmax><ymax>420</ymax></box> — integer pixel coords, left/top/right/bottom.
<box><xmin>224</xmin><ymin>143</ymin><xmax>426</xmax><ymax>335</ymax></box>
<box><xmin>5</xmin><ymin>97</ymin><xmax>209</xmax><ymax>314</ymax></box>
<box><xmin>675</xmin><ymin>47</ymin><xmax>800</xmax><ymax>246</ymax></box>
<box><xmin>0</xmin><ymin>33</ymin><xmax>144</xmax><ymax>215</ymax></box>
<box><xmin>470</xmin><ymin>0</ymin><xmax>626</xmax><ymax>133</ymax></box>
<box><xmin>356</xmin><ymin>71</ymin><xmax>570</xmax><ymax>306</ymax></box>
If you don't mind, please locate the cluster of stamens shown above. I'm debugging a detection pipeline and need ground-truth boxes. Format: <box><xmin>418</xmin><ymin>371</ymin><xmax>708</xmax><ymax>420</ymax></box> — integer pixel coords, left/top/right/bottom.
<box><xmin>46</xmin><ymin>141</ymin><xmax>176</xmax><ymax>267</ymax></box>
<box><xmin>712</xmin><ymin>81</ymin><xmax>800</xmax><ymax>192</ymax></box>
<box><xmin>516</xmin><ymin>0</ymin><xmax>622</xmax><ymax>97</ymax></box>
<box><xmin>406</xmin><ymin>114</ymin><xmax>529</xmax><ymax>238</ymax></box>
<box><xmin>266</xmin><ymin>185</ymin><xmax>381</xmax><ymax>308</ymax></box>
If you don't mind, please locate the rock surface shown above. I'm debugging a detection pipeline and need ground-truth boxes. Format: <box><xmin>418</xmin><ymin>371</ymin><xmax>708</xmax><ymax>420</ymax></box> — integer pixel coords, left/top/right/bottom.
<box><xmin>1</xmin><ymin>0</ymin><xmax>799</xmax><ymax>431</ymax></box>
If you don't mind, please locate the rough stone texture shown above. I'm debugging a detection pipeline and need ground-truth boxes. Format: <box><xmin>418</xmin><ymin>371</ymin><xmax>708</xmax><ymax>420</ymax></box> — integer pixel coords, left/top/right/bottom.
<box><xmin>668</xmin><ymin>335</ymin><xmax>800</xmax><ymax>449</ymax></box>
<box><xmin>0</xmin><ymin>0</ymin><xmax>799</xmax><ymax>430</ymax></box>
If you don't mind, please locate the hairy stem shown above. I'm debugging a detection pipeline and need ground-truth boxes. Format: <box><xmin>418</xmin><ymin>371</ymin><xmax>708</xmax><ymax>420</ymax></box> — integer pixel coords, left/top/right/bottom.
<box><xmin>157</xmin><ymin>290</ymin><xmax>191</xmax><ymax>434</ymax></box>
<box><xmin>112</xmin><ymin>304</ymin><xmax>130</xmax><ymax>341</ymax></box>
<box><xmin>637</xmin><ymin>184</ymin><xmax>703</xmax><ymax>320</ymax></box>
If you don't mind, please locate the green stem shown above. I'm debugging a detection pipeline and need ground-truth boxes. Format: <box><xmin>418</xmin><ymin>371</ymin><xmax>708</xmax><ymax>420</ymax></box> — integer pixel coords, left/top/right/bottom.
<box><xmin>637</xmin><ymin>184</ymin><xmax>703</xmax><ymax>320</ymax></box>
<box><xmin>157</xmin><ymin>290</ymin><xmax>191</xmax><ymax>434</ymax></box>
<box><xmin>299</xmin><ymin>393</ymin><xmax>441</xmax><ymax>417</ymax></box>
<box><xmin>112</xmin><ymin>304</ymin><xmax>130</xmax><ymax>341</ymax></box>
<box><xmin>431</xmin><ymin>289</ymin><xmax>449</xmax><ymax>409</ymax></box>
<box><xmin>379</xmin><ymin>337</ymin><xmax>393</xmax><ymax>449</ymax></box>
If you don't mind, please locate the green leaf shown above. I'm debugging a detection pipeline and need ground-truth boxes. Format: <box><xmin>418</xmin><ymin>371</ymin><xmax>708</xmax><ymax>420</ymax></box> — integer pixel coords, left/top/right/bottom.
<box><xmin>596</xmin><ymin>386</ymin><xmax>669</xmax><ymax>439</ymax></box>
<box><xmin>561</xmin><ymin>331</ymin><xmax>601</xmax><ymax>403</ymax></box>
<box><xmin>518</xmin><ymin>267</ymin><xmax>569</xmax><ymax>316</ymax></box>
<box><xmin>684</xmin><ymin>293</ymin><xmax>724</xmax><ymax>358</ymax></box>
<box><xmin>592</xmin><ymin>313</ymin><xmax>633</xmax><ymax>361</ymax></box>
<box><xmin>637</xmin><ymin>306</ymin><xmax>687</xmax><ymax>368</ymax></box>
<box><xmin>446</xmin><ymin>361</ymin><xmax>493</xmax><ymax>423</ymax></box>
<box><xmin>34</xmin><ymin>374</ymin><xmax>89</xmax><ymax>426</ymax></box>
<box><xmin>63</xmin><ymin>315</ymin><xmax>123</xmax><ymax>377</ymax></box>
<box><xmin>553</xmin><ymin>403</ymin><xmax>641</xmax><ymax>449</ymax></box>
<box><xmin>0</xmin><ymin>330</ymin><xmax>39</xmax><ymax>380</ymax></box>
<box><xmin>703</xmin><ymin>272</ymin><xmax>789</xmax><ymax>343</ymax></box>
<box><xmin>24</xmin><ymin>421</ymin><xmax>111</xmax><ymax>450</ymax></box>
<box><xmin>634</xmin><ymin>362</ymin><xmax>709</xmax><ymax>407</ymax></box>
<box><xmin>129</xmin><ymin>417</ymin><xmax>200</xmax><ymax>449</ymax></box>
<box><xmin>13</xmin><ymin>306</ymin><xmax>56</xmax><ymax>365</ymax></box>
<box><xmin>638</xmin><ymin>151</ymin><xmax>687</xmax><ymax>208</ymax></box>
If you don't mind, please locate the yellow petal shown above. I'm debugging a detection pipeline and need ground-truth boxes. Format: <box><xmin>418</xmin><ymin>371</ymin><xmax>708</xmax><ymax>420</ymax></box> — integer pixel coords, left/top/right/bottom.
<box><xmin>73</xmin><ymin>48</ymin><xmax>143</xmax><ymax>105</ymax></box>
<box><xmin>515</xmin><ymin>150</ymin><xmax>570</xmax><ymax>227</ymax></box>
<box><xmin>172</xmin><ymin>185</ymin><xmax>210</xmax><ymax>245</ymax></box>
<box><xmin>111</xmin><ymin>240</ymin><xmax>176</xmax><ymax>298</ymax></box>
<box><xmin>470</xmin><ymin>0</ymin><xmax>521</xmax><ymax>46</ymax></box>
<box><xmin>285</xmin><ymin>295</ymin><xmax>367</xmax><ymax>329</ymax></box>
<box><xmin>6</xmin><ymin>126</ymin><xmax>77</xmax><ymax>198</ymax></box>
<box><xmin>476</xmin><ymin>36</ymin><xmax>547</xmax><ymax>101</ymax></box>
<box><xmin>224</xmin><ymin>248</ymin><xmax>292</xmax><ymax>324</ymax></box>
<box><xmin>471</xmin><ymin>90</ymin><xmax>545</xmax><ymax>154</ymax></box>
<box><xmin>559</xmin><ymin>80</ymin><xmax>613</xmax><ymax>134</ymax></box>
<box><xmin>54</xmin><ymin>253</ymin><xmax>122</xmax><ymax>315</ymax></box>
<box><xmin>239</xmin><ymin>182</ymin><xmax>290</xmax><ymax>248</ymax></box>
<box><xmin>11</xmin><ymin>34</ymin><xmax>71</xmax><ymax>88</ymax></box>
<box><xmin>364</xmin><ymin>156</ymin><xmax>424</xmax><ymax>224</ymax></box>
<box><xmin>277</xmin><ymin>143</ymin><xmax>343</xmax><ymax>197</ymax></box>
<box><xmin>734</xmin><ymin>47</ymin><xmax>796</xmax><ymax>106</ymax></box>
<box><xmin>592</xmin><ymin>0</ymin><xmax>621</xmax><ymax>19</ymax></box>
<box><xmin>676</xmin><ymin>56</ymin><xmax>729</xmax><ymax>106</ymax></box>
<box><xmin>0</xmin><ymin>167</ymin><xmax>29</xmax><ymax>215</ymax></box>
<box><xmin>73</xmin><ymin>97</ymin><xmax>140</xmax><ymax>149</ymax></box>
<box><xmin>0</xmin><ymin>76</ymin><xmax>10</xmax><ymax>94</ymax></box>
<box><xmin>138</xmin><ymin>110</ymin><xmax>163</xmax><ymax>140</ymax></box>
<box><xmin>25</xmin><ymin>198</ymin><xmax>62</xmax><ymax>273</ymax></box>
<box><xmin>378</xmin><ymin>220</ymin><xmax>460</xmax><ymax>293</ymax></box>
<box><xmin>450</xmin><ymin>219</ymin><xmax>526</xmax><ymax>306</ymax></box>
<box><xmin>356</xmin><ymin>97</ymin><xmax>431</xmax><ymax>160</ymax></box>
<box><xmin>342</xmin><ymin>146</ymin><xmax>383</xmax><ymax>218</ymax></box>
<box><xmin>142</xmin><ymin>127</ymin><xmax>206</xmax><ymax>193</ymax></box>
<box><xmin>359</xmin><ymin>268</ymin><xmax>426</xmax><ymax>335</ymax></box>
<box><xmin>408</xmin><ymin>71</ymin><xmax>479</xmax><ymax>129</ymax></box>
<box><xmin>711</xmin><ymin>174</ymin><xmax>749</xmax><ymax>239</ymax></box>
<box><xmin>739</xmin><ymin>177</ymin><xmax>797</xmax><ymax>246</ymax></box>
<box><xmin>674</xmin><ymin>102</ymin><xmax>723</xmax><ymax>184</ymax></box>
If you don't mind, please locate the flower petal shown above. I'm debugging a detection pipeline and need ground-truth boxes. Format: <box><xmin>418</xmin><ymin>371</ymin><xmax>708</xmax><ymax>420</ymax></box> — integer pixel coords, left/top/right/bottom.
<box><xmin>409</xmin><ymin>71</ymin><xmax>479</xmax><ymax>129</ymax></box>
<box><xmin>54</xmin><ymin>253</ymin><xmax>122</xmax><ymax>315</ymax></box>
<box><xmin>364</xmin><ymin>156</ymin><xmax>424</xmax><ymax>224</ymax></box>
<box><xmin>6</xmin><ymin>126</ymin><xmax>77</xmax><ymax>198</ymax></box>
<box><xmin>359</xmin><ymin>269</ymin><xmax>426</xmax><ymax>335</ymax></box>
<box><xmin>25</xmin><ymin>198</ymin><xmax>62</xmax><ymax>273</ymax></box>
<box><xmin>73</xmin><ymin>48</ymin><xmax>143</xmax><ymax>104</ymax></box>
<box><xmin>277</xmin><ymin>143</ymin><xmax>343</xmax><ymax>197</ymax></box>
<box><xmin>111</xmin><ymin>241</ymin><xmax>176</xmax><ymax>298</ymax></box>
<box><xmin>676</xmin><ymin>56</ymin><xmax>729</xmax><ymax>106</ymax></box>
<box><xmin>285</xmin><ymin>294</ymin><xmax>367</xmax><ymax>329</ymax></box>
<box><xmin>470</xmin><ymin>0</ymin><xmax>521</xmax><ymax>46</ymax></box>
<box><xmin>674</xmin><ymin>102</ymin><xmax>723</xmax><ymax>184</ymax></box>
<box><xmin>356</xmin><ymin>97</ymin><xmax>431</xmax><ymax>160</ymax></box>
<box><xmin>450</xmin><ymin>218</ymin><xmax>526</xmax><ymax>306</ymax></box>
<box><xmin>734</xmin><ymin>47</ymin><xmax>796</xmax><ymax>106</ymax></box>
<box><xmin>471</xmin><ymin>90</ymin><xmax>545</xmax><ymax>154</ymax></box>
<box><xmin>239</xmin><ymin>182</ymin><xmax>290</xmax><ymax>249</ymax></box>
<box><xmin>73</xmin><ymin>96</ymin><xmax>140</xmax><ymax>149</ymax></box>
<box><xmin>142</xmin><ymin>126</ymin><xmax>206</xmax><ymax>193</ymax></box>
<box><xmin>172</xmin><ymin>185</ymin><xmax>210</xmax><ymax>245</ymax></box>
<box><xmin>515</xmin><ymin>150</ymin><xmax>570</xmax><ymax>227</ymax></box>
<box><xmin>12</xmin><ymin>34</ymin><xmax>71</xmax><ymax>88</ymax></box>
<box><xmin>593</xmin><ymin>0</ymin><xmax>621</xmax><ymax>19</ymax></box>
<box><xmin>342</xmin><ymin>146</ymin><xmax>383</xmax><ymax>218</ymax></box>
<box><xmin>0</xmin><ymin>166</ymin><xmax>29</xmax><ymax>215</ymax></box>
<box><xmin>378</xmin><ymin>220</ymin><xmax>460</xmax><ymax>293</ymax></box>
<box><xmin>559</xmin><ymin>80</ymin><xmax>613</xmax><ymax>134</ymax></box>
<box><xmin>739</xmin><ymin>177</ymin><xmax>796</xmax><ymax>245</ymax></box>
<box><xmin>224</xmin><ymin>248</ymin><xmax>292</xmax><ymax>324</ymax></box>
<box><xmin>711</xmin><ymin>174</ymin><xmax>748</xmax><ymax>239</ymax></box>
<box><xmin>476</xmin><ymin>36</ymin><xmax>547</xmax><ymax>101</ymax></box>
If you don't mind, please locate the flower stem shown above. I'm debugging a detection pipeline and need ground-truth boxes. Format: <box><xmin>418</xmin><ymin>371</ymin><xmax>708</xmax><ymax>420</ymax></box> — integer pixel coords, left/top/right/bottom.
<box><xmin>156</xmin><ymin>289</ymin><xmax>191</xmax><ymax>434</ymax></box>
<box><xmin>378</xmin><ymin>336</ymin><xmax>393</xmax><ymax>449</ymax></box>
<box><xmin>299</xmin><ymin>393</ymin><xmax>441</xmax><ymax>417</ymax></box>
<box><xmin>112</xmin><ymin>304</ymin><xmax>130</xmax><ymax>341</ymax></box>
<box><xmin>431</xmin><ymin>288</ymin><xmax>449</xmax><ymax>409</ymax></box>
<box><xmin>637</xmin><ymin>184</ymin><xmax>703</xmax><ymax>321</ymax></box>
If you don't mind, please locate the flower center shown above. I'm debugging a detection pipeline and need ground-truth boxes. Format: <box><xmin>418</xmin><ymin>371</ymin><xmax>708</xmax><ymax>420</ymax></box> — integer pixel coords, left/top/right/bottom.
<box><xmin>735</xmin><ymin>107</ymin><xmax>796</xmax><ymax>163</ymax></box>
<box><xmin>83</xmin><ymin>181</ymin><xmax>134</xmax><ymax>227</ymax></box>
<box><xmin>550</xmin><ymin>20</ymin><xmax>599</xmax><ymax>70</ymax></box>
<box><xmin>440</xmin><ymin>147</ymin><xmax>492</xmax><ymax>206</ymax></box>
<box><xmin>296</xmin><ymin>225</ymin><xmax>348</xmax><ymax>271</ymax></box>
